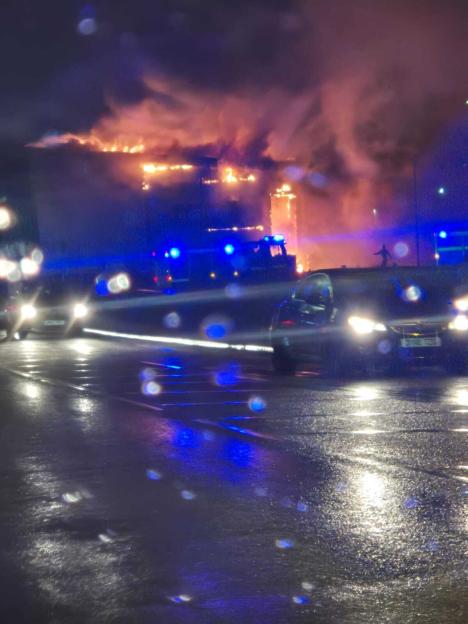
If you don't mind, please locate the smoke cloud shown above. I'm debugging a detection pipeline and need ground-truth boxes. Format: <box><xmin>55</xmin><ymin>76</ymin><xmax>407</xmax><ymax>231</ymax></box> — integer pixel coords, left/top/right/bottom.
<box><xmin>22</xmin><ymin>0</ymin><xmax>468</xmax><ymax>265</ymax></box>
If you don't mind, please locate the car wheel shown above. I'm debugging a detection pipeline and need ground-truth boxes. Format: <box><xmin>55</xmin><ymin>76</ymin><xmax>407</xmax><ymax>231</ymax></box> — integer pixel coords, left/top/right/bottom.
<box><xmin>6</xmin><ymin>329</ymin><xmax>28</xmax><ymax>341</ymax></box>
<box><xmin>384</xmin><ymin>358</ymin><xmax>406</xmax><ymax>377</ymax></box>
<box><xmin>272</xmin><ymin>346</ymin><xmax>296</xmax><ymax>375</ymax></box>
<box><xmin>67</xmin><ymin>325</ymin><xmax>83</xmax><ymax>338</ymax></box>
<box><xmin>322</xmin><ymin>345</ymin><xmax>348</xmax><ymax>377</ymax></box>
<box><xmin>363</xmin><ymin>359</ymin><xmax>378</xmax><ymax>378</ymax></box>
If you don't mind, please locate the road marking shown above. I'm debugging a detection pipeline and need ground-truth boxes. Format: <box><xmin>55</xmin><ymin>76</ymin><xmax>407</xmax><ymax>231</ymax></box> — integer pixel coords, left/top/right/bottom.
<box><xmin>0</xmin><ymin>365</ymin><xmax>164</xmax><ymax>411</ymax></box>
<box><xmin>84</xmin><ymin>327</ymin><xmax>273</xmax><ymax>353</ymax></box>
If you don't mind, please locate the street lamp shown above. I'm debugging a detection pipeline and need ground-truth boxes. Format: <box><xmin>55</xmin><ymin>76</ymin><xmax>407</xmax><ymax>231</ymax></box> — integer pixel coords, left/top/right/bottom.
<box><xmin>412</xmin><ymin>160</ymin><xmax>421</xmax><ymax>267</ymax></box>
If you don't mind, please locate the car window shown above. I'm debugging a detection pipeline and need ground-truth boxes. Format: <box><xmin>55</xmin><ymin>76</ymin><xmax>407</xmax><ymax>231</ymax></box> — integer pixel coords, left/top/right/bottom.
<box><xmin>295</xmin><ymin>274</ymin><xmax>332</xmax><ymax>307</ymax></box>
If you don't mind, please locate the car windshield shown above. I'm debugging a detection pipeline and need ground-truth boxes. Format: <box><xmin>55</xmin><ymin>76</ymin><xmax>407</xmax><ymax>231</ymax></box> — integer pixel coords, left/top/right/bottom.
<box><xmin>334</xmin><ymin>268</ymin><xmax>467</xmax><ymax>317</ymax></box>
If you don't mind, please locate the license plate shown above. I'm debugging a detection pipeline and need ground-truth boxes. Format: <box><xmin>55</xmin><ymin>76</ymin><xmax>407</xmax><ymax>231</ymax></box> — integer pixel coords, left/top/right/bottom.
<box><xmin>400</xmin><ymin>336</ymin><xmax>441</xmax><ymax>348</ymax></box>
<box><xmin>43</xmin><ymin>319</ymin><xmax>66</xmax><ymax>327</ymax></box>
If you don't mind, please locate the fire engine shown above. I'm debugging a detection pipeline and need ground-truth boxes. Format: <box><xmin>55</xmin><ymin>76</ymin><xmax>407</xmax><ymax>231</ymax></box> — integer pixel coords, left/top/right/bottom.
<box><xmin>151</xmin><ymin>235</ymin><xmax>297</xmax><ymax>291</ymax></box>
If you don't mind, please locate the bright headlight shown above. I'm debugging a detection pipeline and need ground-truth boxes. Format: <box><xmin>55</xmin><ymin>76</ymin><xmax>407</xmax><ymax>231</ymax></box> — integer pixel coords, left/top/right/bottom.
<box><xmin>448</xmin><ymin>314</ymin><xmax>468</xmax><ymax>331</ymax></box>
<box><xmin>73</xmin><ymin>303</ymin><xmax>88</xmax><ymax>319</ymax></box>
<box><xmin>454</xmin><ymin>296</ymin><xmax>468</xmax><ymax>312</ymax></box>
<box><xmin>348</xmin><ymin>316</ymin><xmax>386</xmax><ymax>335</ymax></box>
<box><xmin>21</xmin><ymin>303</ymin><xmax>37</xmax><ymax>320</ymax></box>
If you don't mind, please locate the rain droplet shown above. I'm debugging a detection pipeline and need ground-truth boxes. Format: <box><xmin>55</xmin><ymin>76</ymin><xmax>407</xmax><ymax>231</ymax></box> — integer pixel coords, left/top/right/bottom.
<box><xmin>203</xmin><ymin>430</ymin><xmax>216</xmax><ymax>441</ymax></box>
<box><xmin>98</xmin><ymin>533</ymin><xmax>113</xmax><ymax>544</ymax></box>
<box><xmin>168</xmin><ymin>594</ymin><xmax>192</xmax><ymax>604</ymax></box>
<box><xmin>140</xmin><ymin>367</ymin><xmax>157</xmax><ymax>381</ymax></box>
<box><xmin>146</xmin><ymin>469</ymin><xmax>162</xmax><ymax>481</ymax></box>
<box><xmin>181</xmin><ymin>490</ymin><xmax>196</xmax><ymax>501</ymax></box>
<box><xmin>275</xmin><ymin>538</ymin><xmax>295</xmax><ymax>549</ymax></box>
<box><xmin>77</xmin><ymin>17</ymin><xmax>97</xmax><ymax>36</ymax></box>
<box><xmin>62</xmin><ymin>491</ymin><xmax>83</xmax><ymax>504</ymax></box>
<box><xmin>248</xmin><ymin>396</ymin><xmax>266</xmax><ymax>412</ymax></box>
<box><xmin>141</xmin><ymin>381</ymin><xmax>162</xmax><ymax>396</ymax></box>
<box><xmin>404</xmin><ymin>497</ymin><xmax>420</xmax><ymax>509</ymax></box>
<box><xmin>163</xmin><ymin>311</ymin><xmax>181</xmax><ymax>329</ymax></box>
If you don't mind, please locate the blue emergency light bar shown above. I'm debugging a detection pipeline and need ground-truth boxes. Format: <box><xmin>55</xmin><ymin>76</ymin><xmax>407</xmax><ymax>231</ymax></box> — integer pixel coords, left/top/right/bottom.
<box><xmin>263</xmin><ymin>234</ymin><xmax>285</xmax><ymax>243</ymax></box>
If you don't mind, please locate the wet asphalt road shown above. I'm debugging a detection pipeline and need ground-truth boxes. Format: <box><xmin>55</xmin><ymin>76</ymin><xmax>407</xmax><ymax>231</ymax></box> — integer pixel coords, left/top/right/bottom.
<box><xmin>0</xmin><ymin>335</ymin><xmax>467</xmax><ymax>623</ymax></box>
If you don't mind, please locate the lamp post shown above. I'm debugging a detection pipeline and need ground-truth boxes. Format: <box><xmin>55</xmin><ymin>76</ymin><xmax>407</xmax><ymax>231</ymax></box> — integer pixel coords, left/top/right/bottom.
<box><xmin>412</xmin><ymin>159</ymin><xmax>421</xmax><ymax>267</ymax></box>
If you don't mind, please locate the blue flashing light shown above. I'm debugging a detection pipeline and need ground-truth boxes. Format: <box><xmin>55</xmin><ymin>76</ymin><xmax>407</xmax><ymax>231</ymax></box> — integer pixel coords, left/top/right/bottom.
<box><xmin>224</xmin><ymin>243</ymin><xmax>235</xmax><ymax>255</ymax></box>
<box><xmin>169</xmin><ymin>247</ymin><xmax>181</xmax><ymax>259</ymax></box>
<box><xmin>264</xmin><ymin>234</ymin><xmax>286</xmax><ymax>243</ymax></box>
<box><xmin>437</xmin><ymin>186</ymin><xmax>446</xmax><ymax>196</ymax></box>
<box><xmin>439</xmin><ymin>230</ymin><xmax>448</xmax><ymax>239</ymax></box>
<box><xmin>164</xmin><ymin>252</ymin><xmax>170</xmax><ymax>259</ymax></box>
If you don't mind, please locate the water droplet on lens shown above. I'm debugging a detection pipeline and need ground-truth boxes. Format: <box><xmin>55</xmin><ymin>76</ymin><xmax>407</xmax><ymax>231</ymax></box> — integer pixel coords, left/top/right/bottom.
<box><xmin>248</xmin><ymin>396</ymin><xmax>266</xmax><ymax>412</ymax></box>
<box><xmin>169</xmin><ymin>594</ymin><xmax>192</xmax><ymax>604</ymax></box>
<box><xmin>181</xmin><ymin>490</ymin><xmax>196</xmax><ymax>501</ymax></box>
<box><xmin>164</xmin><ymin>311</ymin><xmax>181</xmax><ymax>329</ymax></box>
<box><xmin>141</xmin><ymin>381</ymin><xmax>162</xmax><ymax>396</ymax></box>
<box><xmin>146</xmin><ymin>469</ymin><xmax>162</xmax><ymax>481</ymax></box>
<box><xmin>275</xmin><ymin>538</ymin><xmax>294</xmax><ymax>549</ymax></box>
<box><xmin>62</xmin><ymin>491</ymin><xmax>82</xmax><ymax>504</ymax></box>
<box><xmin>98</xmin><ymin>532</ymin><xmax>113</xmax><ymax>544</ymax></box>
<box><xmin>404</xmin><ymin>497</ymin><xmax>419</xmax><ymax>509</ymax></box>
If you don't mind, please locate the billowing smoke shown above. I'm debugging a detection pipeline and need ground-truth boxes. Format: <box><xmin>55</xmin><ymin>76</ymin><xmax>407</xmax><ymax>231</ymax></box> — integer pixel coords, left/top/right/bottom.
<box><xmin>29</xmin><ymin>0</ymin><xmax>468</xmax><ymax>266</ymax></box>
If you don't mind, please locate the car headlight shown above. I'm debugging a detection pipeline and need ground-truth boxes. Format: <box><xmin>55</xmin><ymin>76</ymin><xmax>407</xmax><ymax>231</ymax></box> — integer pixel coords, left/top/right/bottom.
<box><xmin>454</xmin><ymin>296</ymin><xmax>468</xmax><ymax>312</ymax></box>
<box><xmin>448</xmin><ymin>314</ymin><xmax>468</xmax><ymax>331</ymax></box>
<box><xmin>348</xmin><ymin>316</ymin><xmax>387</xmax><ymax>335</ymax></box>
<box><xmin>20</xmin><ymin>303</ymin><xmax>37</xmax><ymax>320</ymax></box>
<box><xmin>73</xmin><ymin>303</ymin><xmax>88</xmax><ymax>319</ymax></box>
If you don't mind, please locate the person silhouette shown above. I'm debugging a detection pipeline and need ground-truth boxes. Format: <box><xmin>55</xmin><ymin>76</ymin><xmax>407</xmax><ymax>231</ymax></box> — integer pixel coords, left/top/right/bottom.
<box><xmin>374</xmin><ymin>244</ymin><xmax>392</xmax><ymax>268</ymax></box>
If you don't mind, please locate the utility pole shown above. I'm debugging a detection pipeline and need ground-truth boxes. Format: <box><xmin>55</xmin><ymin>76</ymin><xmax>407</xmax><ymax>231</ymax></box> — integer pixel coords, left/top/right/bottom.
<box><xmin>413</xmin><ymin>159</ymin><xmax>421</xmax><ymax>267</ymax></box>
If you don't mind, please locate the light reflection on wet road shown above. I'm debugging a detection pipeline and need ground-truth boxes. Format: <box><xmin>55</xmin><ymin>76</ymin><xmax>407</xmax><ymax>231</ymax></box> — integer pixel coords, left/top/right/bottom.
<box><xmin>0</xmin><ymin>336</ymin><xmax>466</xmax><ymax>623</ymax></box>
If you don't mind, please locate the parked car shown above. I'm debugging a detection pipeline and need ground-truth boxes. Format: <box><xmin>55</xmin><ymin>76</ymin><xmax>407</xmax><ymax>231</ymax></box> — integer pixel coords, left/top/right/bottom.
<box><xmin>32</xmin><ymin>277</ymin><xmax>92</xmax><ymax>336</ymax></box>
<box><xmin>270</xmin><ymin>266</ymin><xmax>468</xmax><ymax>375</ymax></box>
<box><xmin>0</xmin><ymin>281</ymin><xmax>37</xmax><ymax>340</ymax></box>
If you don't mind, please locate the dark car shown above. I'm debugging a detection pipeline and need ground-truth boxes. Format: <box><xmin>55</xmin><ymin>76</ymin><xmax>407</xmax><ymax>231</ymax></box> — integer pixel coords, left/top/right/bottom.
<box><xmin>0</xmin><ymin>281</ymin><xmax>38</xmax><ymax>340</ymax></box>
<box><xmin>32</xmin><ymin>278</ymin><xmax>93</xmax><ymax>336</ymax></box>
<box><xmin>270</xmin><ymin>266</ymin><xmax>468</xmax><ymax>375</ymax></box>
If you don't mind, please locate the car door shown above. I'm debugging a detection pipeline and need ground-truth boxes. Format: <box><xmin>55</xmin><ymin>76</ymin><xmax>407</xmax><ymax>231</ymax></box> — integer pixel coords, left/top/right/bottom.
<box><xmin>295</xmin><ymin>274</ymin><xmax>333</xmax><ymax>361</ymax></box>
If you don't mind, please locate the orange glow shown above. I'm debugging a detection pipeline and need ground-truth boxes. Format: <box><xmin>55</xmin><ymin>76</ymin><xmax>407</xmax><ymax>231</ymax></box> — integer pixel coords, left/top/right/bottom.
<box><xmin>206</xmin><ymin>225</ymin><xmax>264</xmax><ymax>233</ymax></box>
<box><xmin>296</xmin><ymin>263</ymin><xmax>305</xmax><ymax>274</ymax></box>
<box><xmin>203</xmin><ymin>168</ymin><xmax>256</xmax><ymax>186</ymax></box>
<box><xmin>273</xmin><ymin>183</ymin><xmax>296</xmax><ymax>198</ymax></box>
<box><xmin>223</xmin><ymin>167</ymin><xmax>239</xmax><ymax>184</ymax></box>
<box><xmin>142</xmin><ymin>163</ymin><xmax>194</xmax><ymax>174</ymax></box>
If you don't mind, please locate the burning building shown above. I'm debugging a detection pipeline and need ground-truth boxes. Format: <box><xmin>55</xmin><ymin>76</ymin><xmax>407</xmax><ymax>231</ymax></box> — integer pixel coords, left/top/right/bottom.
<box><xmin>270</xmin><ymin>183</ymin><xmax>299</xmax><ymax>260</ymax></box>
<box><xmin>22</xmin><ymin>145</ymin><xmax>278</xmax><ymax>274</ymax></box>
